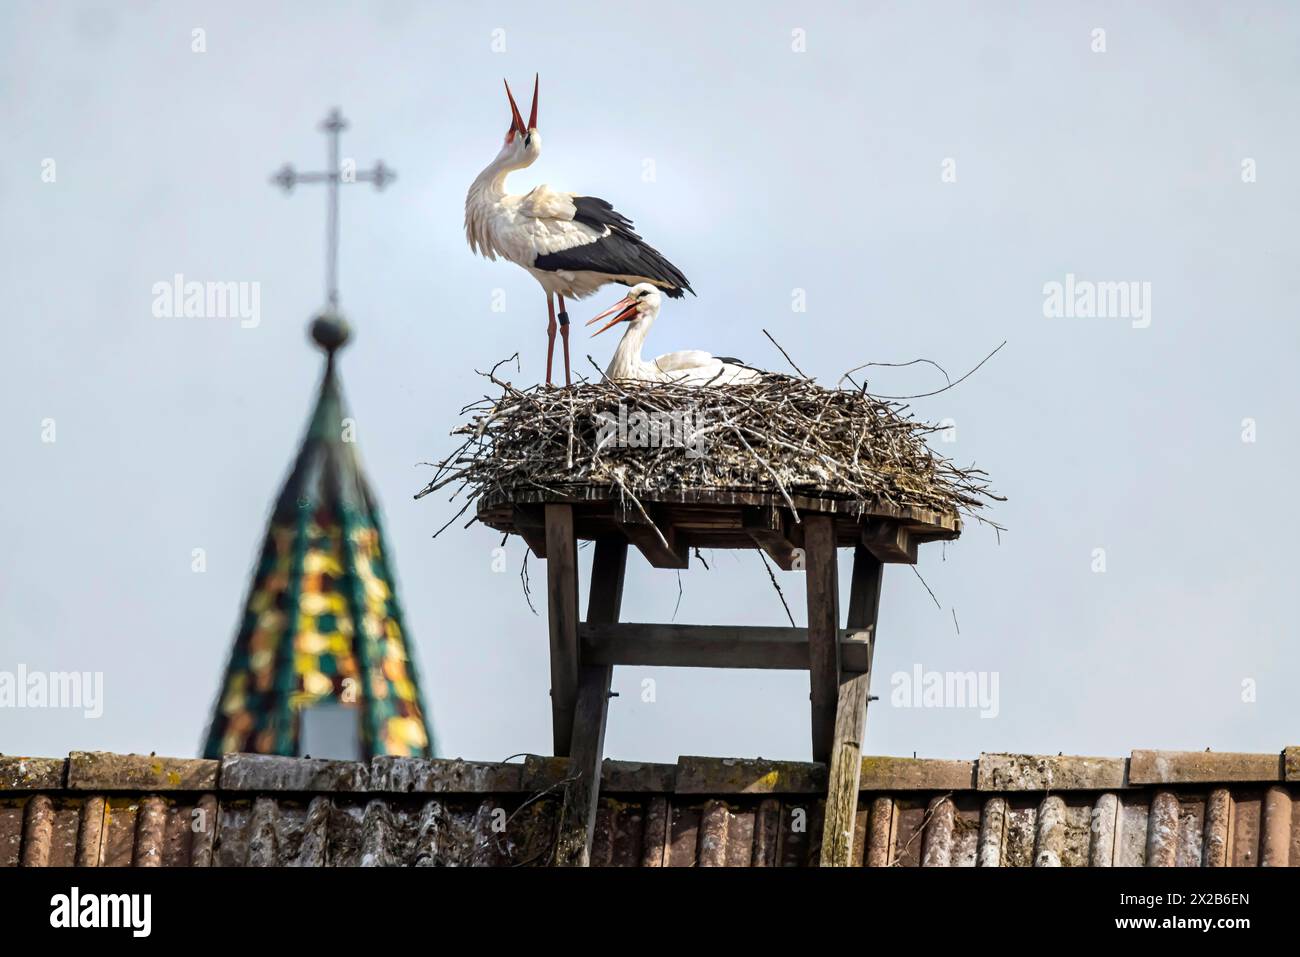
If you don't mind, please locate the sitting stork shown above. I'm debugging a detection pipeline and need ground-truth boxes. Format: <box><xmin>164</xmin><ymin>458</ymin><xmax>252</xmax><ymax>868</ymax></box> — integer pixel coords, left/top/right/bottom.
<box><xmin>588</xmin><ymin>283</ymin><xmax>760</xmax><ymax>385</ymax></box>
<box><xmin>465</xmin><ymin>76</ymin><xmax>694</xmax><ymax>386</ymax></box>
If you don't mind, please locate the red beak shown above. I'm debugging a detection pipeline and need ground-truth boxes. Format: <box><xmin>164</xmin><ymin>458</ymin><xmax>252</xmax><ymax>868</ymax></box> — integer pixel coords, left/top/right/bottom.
<box><xmin>504</xmin><ymin>74</ymin><xmax>539</xmax><ymax>136</ymax></box>
<box><xmin>504</xmin><ymin>79</ymin><xmax>525</xmax><ymax>135</ymax></box>
<box><xmin>586</xmin><ymin>295</ymin><xmax>638</xmax><ymax>337</ymax></box>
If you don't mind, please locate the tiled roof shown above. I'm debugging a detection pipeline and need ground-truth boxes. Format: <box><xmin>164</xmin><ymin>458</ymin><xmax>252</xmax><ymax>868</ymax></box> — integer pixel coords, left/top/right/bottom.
<box><xmin>203</xmin><ymin>319</ymin><xmax>433</xmax><ymax>760</ymax></box>
<box><xmin>2</xmin><ymin>749</ymin><xmax>1297</xmax><ymax>866</ymax></box>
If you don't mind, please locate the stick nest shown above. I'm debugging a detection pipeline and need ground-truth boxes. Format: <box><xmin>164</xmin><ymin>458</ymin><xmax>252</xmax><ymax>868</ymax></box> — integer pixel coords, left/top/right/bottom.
<box><xmin>418</xmin><ymin>363</ymin><xmax>1002</xmax><ymax>532</ymax></box>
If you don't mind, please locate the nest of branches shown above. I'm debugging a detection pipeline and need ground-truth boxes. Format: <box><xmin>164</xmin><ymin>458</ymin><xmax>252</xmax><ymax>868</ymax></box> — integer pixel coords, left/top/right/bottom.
<box><xmin>418</xmin><ymin>359</ymin><xmax>1002</xmax><ymax>533</ymax></box>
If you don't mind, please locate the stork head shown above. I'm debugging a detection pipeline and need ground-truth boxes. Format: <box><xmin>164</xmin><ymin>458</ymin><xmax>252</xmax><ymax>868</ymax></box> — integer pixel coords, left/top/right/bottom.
<box><xmin>497</xmin><ymin>75</ymin><xmax>541</xmax><ymax>168</ymax></box>
<box><xmin>587</xmin><ymin>284</ymin><xmax>662</xmax><ymax>336</ymax></box>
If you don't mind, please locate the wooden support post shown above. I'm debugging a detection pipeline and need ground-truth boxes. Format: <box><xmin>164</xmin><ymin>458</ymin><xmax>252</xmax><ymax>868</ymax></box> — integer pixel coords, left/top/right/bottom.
<box><xmin>803</xmin><ymin>514</ymin><xmax>840</xmax><ymax>764</ymax></box>
<box><xmin>822</xmin><ymin>674</ymin><xmax>871</xmax><ymax>865</ymax></box>
<box><xmin>555</xmin><ymin>537</ymin><xmax>627</xmax><ymax>867</ymax></box>
<box><xmin>821</xmin><ymin>543</ymin><xmax>884</xmax><ymax>867</ymax></box>
<box><xmin>545</xmin><ymin>504</ymin><xmax>580</xmax><ymax>756</ymax></box>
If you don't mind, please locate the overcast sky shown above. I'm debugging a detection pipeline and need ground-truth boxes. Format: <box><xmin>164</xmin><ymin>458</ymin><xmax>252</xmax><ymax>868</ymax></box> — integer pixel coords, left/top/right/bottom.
<box><xmin>3</xmin><ymin>1</ymin><xmax>1298</xmax><ymax>765</ymax></box>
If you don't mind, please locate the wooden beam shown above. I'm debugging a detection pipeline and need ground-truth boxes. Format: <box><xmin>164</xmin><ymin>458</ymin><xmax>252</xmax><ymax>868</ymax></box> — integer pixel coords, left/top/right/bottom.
<box><xmin>804</xmin><ymin>514</ymin><xmax>840</xmax><ymax>763</ymax></box>
<box><xmin>478</xmin><ymin>486</ymin><xmax>962</xmax><ymax>539</ymax></box>
<box><xmin>545</xmin><ymin>504</ymin><xmax>580</xmax><ymax>756</ymax></box>
<box><xmin>862</xmin><ymin>518</ymin><xmax>917</xmax><ymax>564</ymax></box>
<box><xmin>742</xmin><ymin>506</ymin><xmax>797</xmax><ymax>570</ymax></box>
<box><xmin>556</xmin><ymin>537</ymin><xmax>628</xmax><ymax>867</ymax></box>
<box><xmin>821</xmin><ymin>544</ymin><xmax>883</xmax><ymax>867</ymax></box>
<box><xmin>616</xmin><ymin>502</ymin><xmax>689</xmax><ymax>569</ymax></box>
<box><xmin>512</xmin><ymin>506</ymin><xmax>547</xmax><ymax>559</ymax></box>
<box><xmin>580</xmin><ymin>623</ymin><xmax>871</xmax><ymax>672</ymax></box>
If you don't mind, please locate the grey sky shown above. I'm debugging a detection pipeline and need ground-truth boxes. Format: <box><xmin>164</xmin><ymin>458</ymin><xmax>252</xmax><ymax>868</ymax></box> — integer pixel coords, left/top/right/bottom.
<box><xmin>3</xmin><ymin>1</ymin><xmax>1297</xmax><ymax>764</ymax></box>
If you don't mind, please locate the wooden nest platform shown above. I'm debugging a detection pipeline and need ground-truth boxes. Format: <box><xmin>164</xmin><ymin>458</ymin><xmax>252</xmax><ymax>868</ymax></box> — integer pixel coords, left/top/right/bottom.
<box><xmin>476</xmin><ymin>487</ymin><xmax>959</xmax><ymax>569</ymax></box>
<box><xmin>418</xmin><ymin>374</ymin><xmax>1000</xmax><ymax>564</ymax></box>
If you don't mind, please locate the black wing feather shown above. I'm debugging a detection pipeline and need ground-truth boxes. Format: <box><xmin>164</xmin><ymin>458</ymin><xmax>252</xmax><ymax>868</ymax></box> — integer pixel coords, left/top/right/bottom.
<box><xmin>533</xmin><ymin>196</ymin><xmax>694</xmax><ymax>298</ymax></box>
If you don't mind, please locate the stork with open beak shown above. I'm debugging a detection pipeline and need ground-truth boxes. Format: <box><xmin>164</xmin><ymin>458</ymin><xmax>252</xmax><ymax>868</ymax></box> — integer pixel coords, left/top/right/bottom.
<box><xmin>465</xmin><ymin>77</ymin><xmax>694</xmax><ymax>387</ymax></box>
<box><xmin>588</xmin><ymin>283</ymin><xmax>761</xmax><ymax>385</ymax></box>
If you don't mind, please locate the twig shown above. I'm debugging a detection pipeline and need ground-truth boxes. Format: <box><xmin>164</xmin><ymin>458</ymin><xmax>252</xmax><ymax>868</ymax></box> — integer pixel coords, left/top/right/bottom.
<box><xmin>839</xmin><ymin>356</ymin><xmax>952</xmax><ymax>391</ymax></box>
<box><xmin>759</xmin><ymin>551</ymin><xmax>797</xmax><ymax>628</ymax></box>
<box><xmin>520</xmin><ymin>549</ymin><xmax>537</xmax><ymax>615</ymax></box>
<box><xmin>910</xmin><ymin>565</ymin><xmax>941</xmax><ymax>610</ymax></box>
<box><xmin>874</xmin><ymin>341</ymin><xmax>1006</xmax><ymax>400</ymax></box>
<box><xmin>895</xmin><ymin>791</ymin><xmax>954</xmax><ymax>864</ymax></box>
<box><xmin>761</xmin><ymin>328</ymin><xmax>807</xmax><ymax>377</ymax></box>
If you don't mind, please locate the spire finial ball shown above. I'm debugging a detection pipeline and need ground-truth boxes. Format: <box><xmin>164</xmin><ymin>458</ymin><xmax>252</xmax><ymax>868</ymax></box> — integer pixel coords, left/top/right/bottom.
<box><xmin>310</xmin><ymin>312</ymin><xmax>351</xmax><ymax>354</ymax></box>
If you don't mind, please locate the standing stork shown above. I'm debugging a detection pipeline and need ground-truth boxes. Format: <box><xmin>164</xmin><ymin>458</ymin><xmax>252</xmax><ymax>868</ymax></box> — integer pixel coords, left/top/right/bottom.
<box><xmin>465</xmin><ymin>76</ymin><xmax>694</xmax><ymax>386</ymax></box>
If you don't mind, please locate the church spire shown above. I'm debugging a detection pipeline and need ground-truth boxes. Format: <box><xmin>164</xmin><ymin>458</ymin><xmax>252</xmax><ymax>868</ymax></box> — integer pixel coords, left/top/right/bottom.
<box><xmin>203</xmin><ymin>315</ymin><xmax>433</xmax><ymax>760</ymax></box>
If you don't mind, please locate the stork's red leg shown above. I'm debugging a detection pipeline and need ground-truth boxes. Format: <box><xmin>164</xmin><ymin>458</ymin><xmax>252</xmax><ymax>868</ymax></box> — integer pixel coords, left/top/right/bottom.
<box><xmin>545</xmin><ymin>293</ymin><xmax>557</xmax><ymax>387</ymax></box>
<box><xmin>558</xmin><ymin>294</ymin><xmax>571</xmax><ymax>387</ymax></box>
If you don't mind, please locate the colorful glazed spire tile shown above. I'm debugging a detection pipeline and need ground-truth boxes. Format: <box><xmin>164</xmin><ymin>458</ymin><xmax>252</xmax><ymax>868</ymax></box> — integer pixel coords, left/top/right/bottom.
<box><xmin>203</xmin><ymin>315</ymin><xmax>433</xmax><ymax>760</ymax></box>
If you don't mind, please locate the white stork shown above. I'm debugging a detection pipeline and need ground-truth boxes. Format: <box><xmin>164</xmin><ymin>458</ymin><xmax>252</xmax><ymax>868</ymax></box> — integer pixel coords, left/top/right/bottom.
<box><xmin>588</xmin><ymin>283</ymin><xmax>761</xmax><ymax>385</ymax></box>
<box><xmin>465</xmin><ymin>76</ymin><xmax>694</xmax><ymax>386</ymax></box>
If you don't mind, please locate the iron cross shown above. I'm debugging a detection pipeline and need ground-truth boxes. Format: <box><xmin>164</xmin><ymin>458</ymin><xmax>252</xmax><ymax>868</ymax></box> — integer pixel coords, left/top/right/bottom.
<box><xmin>270</xmin><ymin>108</ymin><xmax>395</xmax><ymax>312</ymax></box>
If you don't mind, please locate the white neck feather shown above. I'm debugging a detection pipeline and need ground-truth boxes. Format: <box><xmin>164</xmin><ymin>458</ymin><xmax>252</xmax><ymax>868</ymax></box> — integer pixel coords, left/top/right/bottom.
<box><xmin>465</xmin><ymin>152</ymin><xmax>524</xmax><ymax>257</ymax></box>
<box><xmin>469</xmin><ymin>155</ymin><xmax>514</xmax><ymax>201</ymax></box>
<box><xmin>606</xmin><ymin>316</ymin><xmax>657</xmax><ymax>380</ymax></box>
